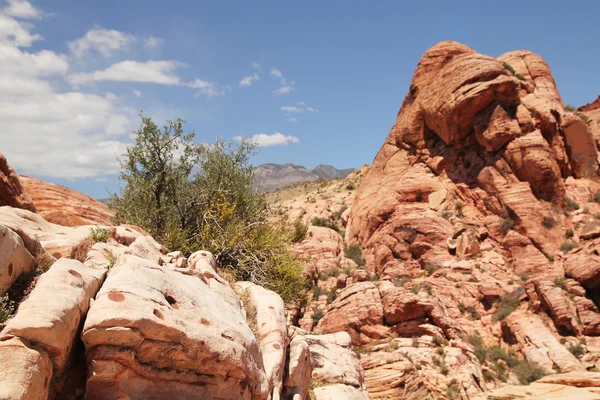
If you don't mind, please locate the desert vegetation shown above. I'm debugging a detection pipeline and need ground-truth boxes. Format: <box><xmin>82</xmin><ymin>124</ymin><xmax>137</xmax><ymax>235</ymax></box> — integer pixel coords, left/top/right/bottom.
<box><xmin>108</xmin><ymin>114</ymin><xmax>308</xmax><ymax>303</ymax></box>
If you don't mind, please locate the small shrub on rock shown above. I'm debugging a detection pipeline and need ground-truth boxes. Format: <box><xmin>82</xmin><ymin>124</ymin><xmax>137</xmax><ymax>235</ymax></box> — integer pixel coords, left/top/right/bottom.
<box><xmin>89</xmin><ymin>226</ymin><xmax>111</xmax><ymax>243</ymax></box>
<box><xmin>311</xmin><ymin>309</ymin><xmax>324</xmax><ymax>325</ymax></box>
<box><xmin>565</xmin><ymin>229</ymin><xmax>574</xmax><ymax>239</ymax></box>
<box><xmin>0</xmin><ymin>294</ymin><xmax>15</xmax><ymax>324</ymax></box>
<box><xmin>560</xmin><ymin>241</ymin><xmax>577</xmax><ymax>253</ymax></box>
<box><xmin>344</xmin><ymin>244</ymin><xmax>365</xmax><ymax>267</ymax></box>
<box><xmin>493</xmin><ymin>294</ymin><xmax>520</xmax><ymax>321</ymax></box>
<box><xmin>566</xmin><ymin>198</ymin><xmax>580</xmax><ymax>211</ymax></box>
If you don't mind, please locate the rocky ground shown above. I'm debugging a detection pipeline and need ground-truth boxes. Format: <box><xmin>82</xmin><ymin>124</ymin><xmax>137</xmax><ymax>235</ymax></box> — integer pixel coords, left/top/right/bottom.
<box><xmin>2</xmin><ymin>40</ymin><xmax>600</xmax><ymax>399</ymax></box>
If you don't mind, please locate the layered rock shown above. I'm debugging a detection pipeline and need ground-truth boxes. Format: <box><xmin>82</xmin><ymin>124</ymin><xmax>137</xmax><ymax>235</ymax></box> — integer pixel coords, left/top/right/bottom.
<box><xmin>0</xmin><ymin>153</ymin><xmax>35</xmax><ymax>212</ymax></box>
<box><xmin>81</xmin><ymin>254</ymin><xmax>269</xmax><ymax>399</ymax></box>
<box><xmin>19</xmin><ymin>175</ymin><xmax>114</xmax><ymax>227</ymax></box>
<box><xmin>0</xmin><ymin>224</ymin><xmax>36</xmax><ymax>296</ymax></box>
<box><xmin>0</xmin><ymin>337</ymin><xmax>52</xmax><ymax>400</ymax></box>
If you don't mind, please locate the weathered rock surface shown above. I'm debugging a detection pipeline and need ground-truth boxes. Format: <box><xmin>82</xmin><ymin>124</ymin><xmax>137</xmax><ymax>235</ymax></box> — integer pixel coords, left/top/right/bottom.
<box><xmin>81</xmin><ymin>254</ymin><xmax>269</xmax><ymax>400</ymax></box>
<box><xmin>236</xmin><ymin>282</ymin><xmax>288</xmax><ymax>400</ymax></box>
<box><xmin>0</xmin><ymin>337</ymin><xmax>52</xmax><ymax>400</ymax></box>
<box><xmin>475</xmin><ymin>382</ymin><xmax>600</xmax><ymax>399</ymax></box>
<box><xmin>502</xmin><ymin>311</ymin><xmax>583</xmax><ymax>373</ymax></box>
<box><xmin>304</xmin><ymin>331</ymin><xmax>369</xmax><ymax>398</ymax></box>
<box><xmin>0</xmin><ymin>224</ymin><xmax>36</xmax><ymax>296</ymax></box>
<box><xmin>19</xmin><ymin>175</ymin><xmax>114</xmax><ymax>227</ymax></box>
<box><xmin>318</xmin><ymin>282</ymin><xmax>386</xmax><ymax>344</ymax></box>
<box><xmin>0</xmin><ymin>154</ymin><xmax>36</xmax><ymax>213</ymax></box>
<box><xmin>292</xmin><ymin>226</ymin><xmax>344</xmax><ymax>278</ymax></box>
<box><xmin>2</xmin><ymin>258</ymin><xmax>105</xmax><ymax>378</ymax></box>
<box><xmin>282</xmin><ymin>335</ymin><xmax>313</xmax><ymax>400</ymax></box>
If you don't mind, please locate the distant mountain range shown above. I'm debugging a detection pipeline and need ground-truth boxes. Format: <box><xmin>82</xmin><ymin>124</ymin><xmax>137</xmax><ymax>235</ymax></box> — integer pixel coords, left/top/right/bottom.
<box><xmin>253</xmin><ymin>163</ymin><xmax>355</xmax><ymax>192</ymax></box>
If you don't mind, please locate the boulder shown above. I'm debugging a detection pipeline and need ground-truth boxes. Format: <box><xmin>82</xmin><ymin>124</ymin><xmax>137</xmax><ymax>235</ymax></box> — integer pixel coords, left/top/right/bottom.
<box><xmin>291</xmin><ymin>226</ymin><xmax>344</xmax><ymax>278</ymax></box>
<box><xmin>318</xmin><ymin>282</ymin><xmax>385</xmax><ymax>344</ymax></box>
<box><xmin>313</xmin><ymin>384</ymin><xmax>370</xmax><ymax>400</ymax></box>
<box><xmin>1</xmin><ymin>258</ymin><xmax>105</xmax><ymax>377</ymax></box>
<box><xmin>81</xmin><ymin>254</ymin><xmax>269</xmax><ymax>400</ymax></box>
<box><xmin>502</xmin><ymin>311</ymin><xmax>584</xmax><ymax>373</ymax></box>
<box><xmin>304</xmin><ymin>331</ymin><xmax>366</xmax><ymax>390</ymax></box>
<box><xmin>0</xmin><ymin>153</ymin><xmax>35</xmax><ymax>212</ymax></box>
<box><xmin>564</xmin><ymin>251</ymin><xmax>600</xmax><ymax>291</ymax></box>
<box><xmin>0</xmin><ymin>224</ymin><xmax>36</xmax><ymax>296</ymax></box>
<box><xmin>0</xmin><ymin>337</ymin><xmax>52</xmax><ymax>400</ymax></box>
<box><xmin>282</xmin><ymin>335</ymin><xmax>313</xmax><ymax>400</ymax></box>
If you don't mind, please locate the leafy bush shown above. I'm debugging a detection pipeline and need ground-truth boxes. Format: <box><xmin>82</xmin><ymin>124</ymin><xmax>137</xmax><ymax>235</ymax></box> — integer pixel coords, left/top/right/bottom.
<box><xmin>560</xmin><ymin>241</ymin><xmax>577</xmax><ymax>253</ymax></box>
<box><xmin>575</xmin><ymin>112</ymin><xmax>590</xmax><ymax>123</ymax></box>
<box><xmin>565</xmin><ymin>229</ymin><xmax>574</xmax><ymax>239</ymax></box>
<box><xmin>593</xmin><ymin>191</ymin><xmax>600</xmax><ymax>203</ymax></box>
<box><xmin>290</xmin><ymin>217</ymin><xmax>308</xmax><ymax>243</ymax></box>
<box><xmin>311</xmin><ymin>309</ymin><xmax>324</xmax><ymax>324</ymax></box>
<box><xmin>89</xmin><ymin>226</ymin><xmax>111</xmax><ymax>243</ymax></box>
<box><xmin>566</xmin><ymin>198</ymin><xmax>580</xmax><ymax>211</ymax></box>
<box><xmin>515</xmin><ymin>73</ymin><xmax>526</xmax><ymax>81</ymax></box>
<box><xmin>512</xmin><ymin>360</ymin><xmax>546</xmax><ymax>384</ymax></box>
<box><xmin>569</xmin><ymin>343</ymin><xmax>584</xmax><ymax>357</ymax></box>
<box><xmin>503</xmin><ymin>62</ymin><xmax>516</xmax><ymax>75</ymax></box>
<box><xmin>455</xmin><ymin>202</ymin><xmax>464</xmax><ymax>218</ymax></box>
<box><xmin>424</xmin><ymin>263</ymin><xmax>439</xmax><ymax>276</ymax></box>
<box><xmin>344</xmin><ymin>244</ymin><xmax>365</xmax><ymax>267</ymax></box>
<box><xmin>311</xmin><ymin>216</ymin><xmax>341</xmax><ymax>234</ymax></box>
<box><xmin>109</xmin><ymin>115</ymin><xmax>308</xmax><ymax>304</ymax></box>
<box><xmin>565</xmin><ymin>105</ymin><xmax>576</xmax><ymax>112</ymax></box>
<box><xmin>333</xmin><ymin>205</ymin><xmax>348</xmax><ymax>221</ymax></box>
<box><xmin>499</xmin><ymin>213</ymin><xmax>515</xmax><ymax>234</ymax></box>
<box><xmin>554</xmin><ymin>277</ymin><xmax>567</xmax><ymax>290</ymax></box>
<box><xmin>542</xmin><ymin>217</ymin><xmax>556</xmax><ymax>229</ymax></box>
<box><xmin>0</xmin><ymin>294</ymin><xmax>15</xmax><ymax>324</ymax></box>
<box><xmin>493</xmin><ymin>294</ymin><xmax>520</xmax><ymax>321</ymax></box>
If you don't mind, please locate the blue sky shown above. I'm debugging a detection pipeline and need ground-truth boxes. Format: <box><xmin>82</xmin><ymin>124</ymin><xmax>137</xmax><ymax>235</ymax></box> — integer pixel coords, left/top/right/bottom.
<box><xmin>1</xmin><ymin>0</ymin><xmax>599</xmax><ymax>198</ymax></box>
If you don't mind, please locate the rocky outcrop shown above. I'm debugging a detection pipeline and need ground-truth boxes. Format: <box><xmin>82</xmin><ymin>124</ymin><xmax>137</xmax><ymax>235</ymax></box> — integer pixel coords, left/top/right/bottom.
<box><xmin>0</xmin><ymin>224</ymin><xmax>36</xmax><ymax>296</ymax></box>
<box><xmin>283</xmin><ymin>334</ymin><xmax>313</xmax><ymax>400</ymax></box>
<box><xmin>318</xmin><ymin>282</ymin><xmax>386</xmax><ymax>345</ymax></box>
<box><xmin>347</xmin><ymin>40</ymin><xmax>597</xmax><ymax>274</ymax></box>
<box><xmin>502</xmin><ymin>311</ymin><xmax>583</xmax><ymax>373</ymax></box>
<box><xmin>236</xmin><ymin>282</ymin><xmax>288</xmax><ymax>400</ymax></box>
<box><xmin>0</xmin><ymin>153</ymin><xmax>35</xmax><ymax>212</ymax></box>
<box><xmin>292</xmin><ymin>226</ymin><xmax>344</xmax><ymax>278</ymax></box>
<box><xmin>304</xmin><ymin>331</ymin><xmax>370</xmax><ymax>399</ymax></box>
<box><xmin>0</xmin><ymin>337</ymin><xmax>52</xmax><ymax>400</ymax></box>
<box><xmin>19</xmin><ymin>175</ymin><xmax>114</xmax><ymax>227</ymax></box>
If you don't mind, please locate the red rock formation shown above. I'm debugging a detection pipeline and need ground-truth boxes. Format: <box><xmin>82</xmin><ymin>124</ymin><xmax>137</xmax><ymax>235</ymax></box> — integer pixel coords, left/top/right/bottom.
<box><xmin>0</xmin><ymin>153</ymin><xmax>35</xmax><ymax>212</ymax></box>
<box><xmin>347</xmin><ymin>40</ymin><xmax>598</xmax><ymax>276</ymax></box>
<box><xmin>578</xmin><ymin>96</ymin><xmax>600</xmax><ymax>112</ymax></box>
<box><xmin>19</xmin><ymin>175</ymin><xmax>114</xmax><ymax>227</ymax></box>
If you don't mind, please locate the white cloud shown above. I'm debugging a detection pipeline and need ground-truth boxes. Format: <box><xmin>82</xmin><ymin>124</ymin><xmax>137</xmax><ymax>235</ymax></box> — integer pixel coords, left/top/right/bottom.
<box><xmin>288</xmin><ymin>117</ymin><xmax>297</xmax><ymax>123</ymax></box>
<box><xmin>143</xmin><ymin>36</ymin><xmax>163</xmax><ymax>48</ymax></box>
<box><xmin>270</xmin><ymin>68</ymin><xmax>283</xmax><ymax>79</ymax></box>
<box><xmin>0</xmin><ymin>14</ymin><xmax>42</xmax><ymax>46</ymax></box>
<box><xmin>270</xmin><ymin>67</ymin><xmax>296</xmax><ymax>95</ymax></box>
<box><xmin>0</xmin><ymin>10</ymin><xmax>137</xmax><ymax>179</ymax></box>
<box><xmin>3</xmin><ymin>0</ymin><xmax>43</xmax><ymax>19</ymax></box>
<box><xmin>68</xmin><ymin>27</ymin><xmax>133</xmax><ymax>59</ymax></box>
<box><xmin>280</xmin><ymin>105</ymin><xmax>303</xmax><ymax>113</ymax></box>
<box><xmin>69</xmin><ymin>60</ymin><xmax>181</xmax><ymax>85</ymax></box>
<box><xmin>251</xmin><ymin>61</ymin><xmax>261</xmax><ymax>71</ymax></box>
<box><xmin>133</xmin><ymin>89</ymin><xmax>141</xmax><ymax>97</ymax></box>
<box><xmin>273</xmin><ymin>85</ymin><xmax>295</xmax><ymax>96</ymax></box>
<box><xmin>68</xmin><ymin>60</ymin><xmax>226</xmax><ymax>96</ymax></box>
<box><xmin>306</xmin><ymin>107</ymin><xmax>319</xmax><ymax>112</ymax></box>
<box><xmin>239</xmin><ymin>73</ymin><xmax>259</xmax><ymax>87</ymax></box>
<box><xmin>95</xmin><ymin>177</ymin><xmax>109</xmax><ymax>182</ymax></box>
<box><xmin>234</xmin><ymin>132</ymin><xmax>299</xmax><ymax>147</ymax></box>
<box><xmin>296</xmin><ymin>101</ymin><xmax>305</xmax><ymax>106</ymax></box>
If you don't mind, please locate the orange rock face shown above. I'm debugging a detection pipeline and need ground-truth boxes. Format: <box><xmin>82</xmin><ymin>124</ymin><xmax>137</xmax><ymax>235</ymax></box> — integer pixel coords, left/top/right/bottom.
<box><xmin>0</xmin><ymin>153</ymin><xmax>36</xmax><ymax>212</ymax></box>
<box><xmin>19</xmin><ymin>175</ymin><xmax>114</xmax><ymax>227</ymax></box>
<box><xmin>347</xmin><ymin>40</ymin><xmax>598</xmax><ymax>276</ymax></box>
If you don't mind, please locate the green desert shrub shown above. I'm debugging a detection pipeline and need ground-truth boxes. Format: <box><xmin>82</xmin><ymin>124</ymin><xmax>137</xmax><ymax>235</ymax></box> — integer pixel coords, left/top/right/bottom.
<box><xmin>565</xmin><ymin>229</ymin><xmax>574</xmax><ymax>239</ymax></box>
<box><xmin>109</xmin><ymin>114</ymin><xmax>308</xmax><ymax>304</ymax></box>
<box><xmin>560</xmin><ymin>241</ymin><xmax>577</xmax><ymax>253</ymax></box>
<box><xmin>0</xmin><ymin>294</ymin><xmax>15</xmax><ymax>324</ymax></box>
<box><xmin>344</xmin><ymin>244</ymin><xmax>365</xmax><ymax>267</ymax></box>
<box><xmin>89</xmin><ymin>226</ymin><xmax>111</xmax><ymax>243</ymax></box>
<box><xmin>566</xmin><ymin>198</ymin><xmax>580</xmax><ymax>211</ymax></box>
<box><xmin>290</xmin><ymin>217</ymin><xmax>308</xmax><ymax>243</ymax></box>
<box><xmin>493</xmin><ymin>294</ymin><xmax>520</xmax><ymax>321</ymax></box>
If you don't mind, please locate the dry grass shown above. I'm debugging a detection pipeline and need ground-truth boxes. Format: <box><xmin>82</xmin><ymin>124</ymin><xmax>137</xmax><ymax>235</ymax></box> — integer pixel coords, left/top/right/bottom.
<box><xmin>70</xmin><ymin>237</ymin><xmax>95</xmax><ymax>262</ymax></box>
<box><xmin>238</xmin><ymin>289</ymin><xmax>259</xmax><ymax>337</ymax></box>
<box><xmin>35</xmin><ymin>251</ymin><xmax>56</xmax><ymax>274</ymax></box>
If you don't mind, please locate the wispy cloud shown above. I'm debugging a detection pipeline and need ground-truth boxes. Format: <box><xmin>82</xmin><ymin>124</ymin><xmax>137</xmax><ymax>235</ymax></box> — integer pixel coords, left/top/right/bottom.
<box><xmin>68</xmin><ymin>27</ymin><xmax>134</xmax><ymax>59</ymax></box>
<box><xmin>239</xmin><ymin>72</ymin><xmax>260</xmax><ymax>87</ymax></box>
<box><xmin>270</xmin><ymin>67</ymin><xmax>296</xmax><ymax>96</ymax></box>
<box><xmin>133</xmin><ymin>89</ymin><xmax>141</xmax><ymax>97</ymax></box>
<box><xmin>280</xmin><ymin>102</ymin><xmax>319</xmax><ymax>120</ymax></box>
<box><xmin>234</xmin><ymin>132</ymin><xmax>299</xmax><ymax>147</ymax></box>
<box><xmin>251</xmin><ymin>61</ymin><xmax>261</xmax><ymax>71</ymax></box>
<box><xmin>3</xmin><ymin>0</ymin><xmax>44</xmax><ymax>19</ymax></box>
<box><xmin>143</xmin><ymin>36</ymin><xmax>163</xmax><ymax>48</ymax></box>
<box><xmin>68</xmin><ymin>60</ymin><xmax>226</xmax><ymax>97</ymax></box>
